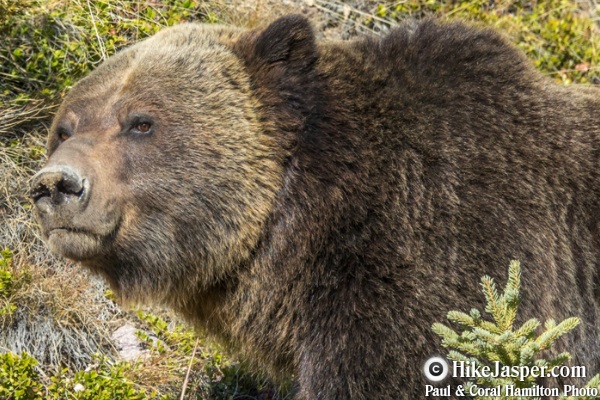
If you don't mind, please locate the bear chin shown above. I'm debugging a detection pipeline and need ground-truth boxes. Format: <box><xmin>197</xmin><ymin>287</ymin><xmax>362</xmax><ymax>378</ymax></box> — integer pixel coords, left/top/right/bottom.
<box><xmin>47</xmin><ymin>228</ymin><xmax>108</xmax><ymax>262</ymax></box>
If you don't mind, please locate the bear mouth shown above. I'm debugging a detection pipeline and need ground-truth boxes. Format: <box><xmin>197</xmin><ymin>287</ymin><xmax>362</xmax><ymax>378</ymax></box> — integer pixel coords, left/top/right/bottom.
<box><xmin>46</xmin><ymin>225</ymin><xmax>101</xmax><ymax>240</ymax></box>
<box><xmin>48</xmin><ymin>226</ymin><xmax>85</xmax><ymax>235</ymax></box>
<box><xmin>45</xmin><ymin>220</ymin><xmax>120</xmax><ymax>262</ymax></box>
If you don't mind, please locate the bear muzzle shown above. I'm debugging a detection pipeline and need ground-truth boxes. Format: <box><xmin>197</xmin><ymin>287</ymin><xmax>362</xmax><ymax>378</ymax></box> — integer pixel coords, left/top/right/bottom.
<box><xmin>29</xmin><ymin>164</ymin><xmax>109</xmax><ymax>261</ymax></box>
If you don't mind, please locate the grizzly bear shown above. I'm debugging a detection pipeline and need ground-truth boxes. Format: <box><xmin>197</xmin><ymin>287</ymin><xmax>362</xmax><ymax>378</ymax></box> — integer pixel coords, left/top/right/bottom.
<box><xmin>31</xmin><ymin>15</ymin><xmax>600</xmax><ymax>399</ymax></box>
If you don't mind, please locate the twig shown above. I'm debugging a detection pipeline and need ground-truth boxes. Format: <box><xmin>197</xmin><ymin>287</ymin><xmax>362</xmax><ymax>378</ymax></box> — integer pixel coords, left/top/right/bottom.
<box><xmin>86</xmin><ymin>0</ymin><xmax>107</xmax><ymax>60</ymax></box>
<box><xmin>180</xmin><ymin>338</ymin><xmax>199</xmax><ymax>400</ymax></box>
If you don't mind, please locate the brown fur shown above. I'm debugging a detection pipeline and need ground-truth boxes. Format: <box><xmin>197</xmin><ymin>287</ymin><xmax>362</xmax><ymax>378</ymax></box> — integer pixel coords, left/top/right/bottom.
<box><xmin>32</xmin><ymin>16</ymin><xmax>600</xmax><ymax>398</ymax></box>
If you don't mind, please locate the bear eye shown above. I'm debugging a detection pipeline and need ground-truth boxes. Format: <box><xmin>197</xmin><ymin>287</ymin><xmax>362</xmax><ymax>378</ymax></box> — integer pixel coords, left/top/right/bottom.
<box><xmin>57</xmin><ymin>127</ymin><xmax>72</xmax><ymax>142</ymax></box>
<box><xmin>130</xmin><ymin>121</ymin><xmax>153</xmax><ymax>135</ymax></box>
<box><xmin>136</xmin><ymin>122</ymin><xmax>152</xmax><ymax>133</ymax></box>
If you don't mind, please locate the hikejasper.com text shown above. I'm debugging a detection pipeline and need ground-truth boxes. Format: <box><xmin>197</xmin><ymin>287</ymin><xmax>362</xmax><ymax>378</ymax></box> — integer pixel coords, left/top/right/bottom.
<box><xmin>454</xmin><ymin>361</ymin><xmax>587</xmax><ymax>382</ymax></box>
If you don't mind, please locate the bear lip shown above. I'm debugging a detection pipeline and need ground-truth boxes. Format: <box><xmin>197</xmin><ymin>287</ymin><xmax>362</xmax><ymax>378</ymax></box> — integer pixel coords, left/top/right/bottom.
<box><xmin>46</xmin><ymin>218</ymin><xmax>120</xmax><ymax>239</ymax></box>
<box><xmin>45</xmin><ymin>225</ymin><xmax>93</xmax><ymax>239</ymax></box>
<box><xmin>48</xmin><ymin>226</ymin><xmax>84</xmax><ymax>234</ymax></box>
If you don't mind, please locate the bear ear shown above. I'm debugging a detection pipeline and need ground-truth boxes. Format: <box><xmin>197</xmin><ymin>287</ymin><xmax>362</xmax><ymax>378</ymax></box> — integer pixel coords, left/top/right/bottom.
<box><xmin>253</xmin><ymin>15</ymin><xmax>317</xmax><ymax>69</ymax></box>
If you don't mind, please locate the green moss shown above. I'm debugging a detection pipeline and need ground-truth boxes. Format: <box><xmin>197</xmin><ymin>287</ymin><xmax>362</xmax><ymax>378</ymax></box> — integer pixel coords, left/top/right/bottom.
<box><xmin>0</xmin><ymin>351</ymin><xmax>158</xmax><ymax>400</ymax></box>
<box><xmin>0</xmin><ymin>0</ymin><xmax>217</xmax><ymax>105</ymax></box>
<box><xmin>47</xmin><ymin>355</ymin><xmax>155</xmax><ymax>400</ymax></box>
<box><xmin>0</xmin><ymin>351</ymin><xmax>43</xmax><ymax>399</ymax></box>
<box><xmin>0</xmin><ymin>248</ymin><xmax>17</xmax><ymax>318</ymax></box>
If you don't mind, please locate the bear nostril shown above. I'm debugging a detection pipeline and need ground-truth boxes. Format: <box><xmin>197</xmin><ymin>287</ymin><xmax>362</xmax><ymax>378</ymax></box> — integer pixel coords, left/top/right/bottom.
<box><xmin>30</xmin><ymin>166</ymin><xmax>86</xmax><ymax>208</ymax></box>
<box><xmin>30</xmin><ymin>183</ymin><xmax>51</xmax><ymax>203</ymax></box>
<box><xmin>56</xmin><ymin>176</ymin><xmax>84</xmax><ymax>197</ymax></box>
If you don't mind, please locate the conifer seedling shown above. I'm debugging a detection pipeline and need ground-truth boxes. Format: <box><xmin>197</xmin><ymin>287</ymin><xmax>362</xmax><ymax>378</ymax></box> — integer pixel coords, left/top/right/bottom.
<box><xmin>432</xmin><ymin>261</ymin><xmax>600</xmax><ymax>400</ymax></box>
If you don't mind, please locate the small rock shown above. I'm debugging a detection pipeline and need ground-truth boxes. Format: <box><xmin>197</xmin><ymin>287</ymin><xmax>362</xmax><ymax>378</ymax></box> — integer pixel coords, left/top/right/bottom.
<box><xmin>111</xmin><ymin>324</ymin><xmax>149</xmax><ymax>361</ymax></box>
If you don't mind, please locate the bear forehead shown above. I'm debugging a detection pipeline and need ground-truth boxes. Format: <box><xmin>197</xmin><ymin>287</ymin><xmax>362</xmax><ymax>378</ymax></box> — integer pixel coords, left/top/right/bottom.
<box><xmin>125</xmin><ymin>23</ymin><xmax>244</xmax><ymax>67</ymax></box>
<box><xmin>63</xmin><ymin>23</ymin><xmax>247</xmax><ymax>110</ymax></box>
